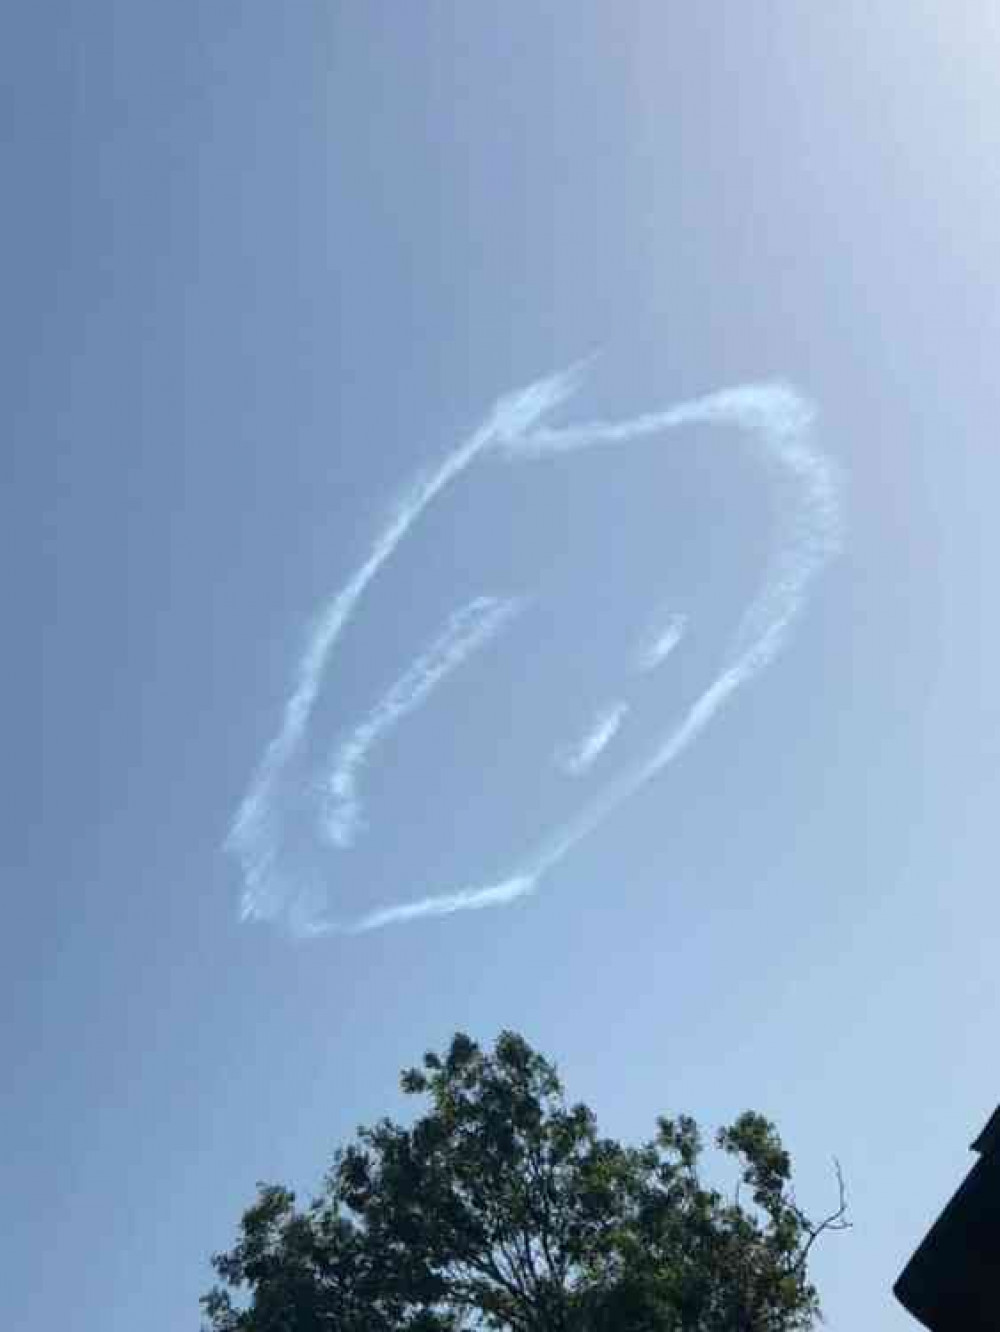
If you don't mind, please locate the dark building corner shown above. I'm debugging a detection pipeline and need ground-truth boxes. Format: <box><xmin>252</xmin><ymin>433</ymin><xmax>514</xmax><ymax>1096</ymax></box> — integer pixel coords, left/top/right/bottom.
<box><xmin>894</xmin><ymin>1104</ymin><xmax>1000</xmax><ymax>1331</ymax></box>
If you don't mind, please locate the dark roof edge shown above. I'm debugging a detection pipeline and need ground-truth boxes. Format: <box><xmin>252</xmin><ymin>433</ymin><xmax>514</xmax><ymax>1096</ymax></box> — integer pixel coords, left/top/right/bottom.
<box><xmin>970</xmin><ymin>1105</ymin><xmax>1000</xmax><ymax>1156</ymax></box>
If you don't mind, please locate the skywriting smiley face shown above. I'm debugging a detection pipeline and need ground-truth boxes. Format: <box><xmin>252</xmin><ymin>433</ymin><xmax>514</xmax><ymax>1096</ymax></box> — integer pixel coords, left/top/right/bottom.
<box><xmin>227</xmin><ymin>362</ymin><xmax>842</xmax><ymax>937</ymax></box>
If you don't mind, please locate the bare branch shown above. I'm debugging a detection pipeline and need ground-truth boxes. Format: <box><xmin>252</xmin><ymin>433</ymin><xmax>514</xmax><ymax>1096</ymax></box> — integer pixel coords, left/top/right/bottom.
<box><xmin>792</xmin><ymin>1156</ymin><xmax>852</xmax><ymax>1274</ymax></box>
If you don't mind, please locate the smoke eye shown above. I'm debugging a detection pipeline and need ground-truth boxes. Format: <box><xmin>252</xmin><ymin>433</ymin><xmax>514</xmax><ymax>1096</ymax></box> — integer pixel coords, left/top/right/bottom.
<box><xmin>557</xmin><ymin>700</ymin><xmax>630</xmax><ymax>777</ymax></box>
<box><xmin>556</xmin><ymin>610</ymin><xmax>688</xmax><ymax>778</ymax></box>
<box><xmin>635</xmin><ymin>611</ymin><xmax>688</xmax><ymax>674</ymax></box>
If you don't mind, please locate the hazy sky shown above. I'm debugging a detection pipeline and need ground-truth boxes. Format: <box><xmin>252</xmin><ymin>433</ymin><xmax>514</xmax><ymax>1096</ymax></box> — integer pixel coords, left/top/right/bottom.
<box><xmin>6</xmin><ymin>5</ymin><xmax>1000</xmax><ymax>1328</ymax></box>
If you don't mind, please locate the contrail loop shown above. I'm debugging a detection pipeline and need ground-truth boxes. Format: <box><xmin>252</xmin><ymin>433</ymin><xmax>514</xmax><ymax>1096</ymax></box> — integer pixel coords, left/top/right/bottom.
<box><xmin>226</xmin><ymin>367</ymin><xmax>843</xmax><ymax>936</ymax></box>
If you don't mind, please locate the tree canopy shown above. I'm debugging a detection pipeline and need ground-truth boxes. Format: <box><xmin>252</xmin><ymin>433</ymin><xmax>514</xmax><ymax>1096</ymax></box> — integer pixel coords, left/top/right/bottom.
<box><xmin>203</xmin><ymin>1031</ymin><xmax>848</xmax><ymax>1331</ymax></box>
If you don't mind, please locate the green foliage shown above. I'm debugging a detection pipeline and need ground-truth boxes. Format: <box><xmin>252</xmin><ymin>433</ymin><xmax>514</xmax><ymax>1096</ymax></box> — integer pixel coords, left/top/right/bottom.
<box><xmin>203</xmin><ymin>1032</ymin><xmax>848</xmax><ymax>1331</ymax></box>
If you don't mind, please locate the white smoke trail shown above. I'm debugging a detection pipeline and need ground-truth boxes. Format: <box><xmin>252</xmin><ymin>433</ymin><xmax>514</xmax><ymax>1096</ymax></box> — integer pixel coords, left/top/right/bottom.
<box><xmin>636</xmin><ymin>612</ymin><xmax>687</xmax><ymax>673</ymax></box>
<box><xmin>226</xmin><ymin>364</ymin><xmax>585</xmax><ymax>926</ymax></box>
<box><xmin>500</xmin><ymin>384</ymin><xmax>840</xmax><ymax>894</ymax></box>
<box><xmin>335</xmin><ymin>875</ymin><xmax>536</xmax><ymax>935</ymax></box>
<box><xmin>558</xmin><ymin>701</ymin><xmax>630</xmax><ymax>777</ymax></box>
<box><xmin>323</xmin><ymin>596</ymin><xmax>521</xmax><ymax>848</ymax></box>
<box><xmin>227</xmin><ymin>368</ymin><xmax>843</xmax><ymax>936</ymax></box>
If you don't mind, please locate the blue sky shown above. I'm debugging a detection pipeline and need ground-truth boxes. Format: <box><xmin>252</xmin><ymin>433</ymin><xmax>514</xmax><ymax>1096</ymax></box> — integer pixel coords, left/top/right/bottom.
<box><xmin>5</xmin><ymin>4</ymin><xmax>1000</xmax><ymax>1328</ymax></box>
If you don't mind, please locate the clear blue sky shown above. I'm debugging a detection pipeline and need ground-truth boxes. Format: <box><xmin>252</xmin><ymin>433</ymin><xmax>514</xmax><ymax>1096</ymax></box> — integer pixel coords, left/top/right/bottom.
<box><xmin>5</xmin><ymin>4</ymin><xmax>1000</xmax><ymax>1328</ymax></box>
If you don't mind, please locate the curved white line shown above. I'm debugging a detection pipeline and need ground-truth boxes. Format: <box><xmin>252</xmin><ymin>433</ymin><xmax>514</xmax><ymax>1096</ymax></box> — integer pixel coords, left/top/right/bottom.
<box><xmin>323</xmin><ymin>596</ymin><xmax>522</xmax><ymax>848</ymax></box>
<box><xmin>636</xmin><ymin>612</ymin><xmax>687</xmax><ymax>673</ymax></box>
<box><xmin>558</xmin><ymin>702</ymin><xmax>630</xmax><ymax>777</ymax></box>
<box><xmin>225</xmin><ymin>363</ymin><xmax>586</xmax><ymax>926</ymax></box>
<box><xmin>226</xmin><ymin>368</ymin><xmax>843</xmax><ymax>936</ymax></box>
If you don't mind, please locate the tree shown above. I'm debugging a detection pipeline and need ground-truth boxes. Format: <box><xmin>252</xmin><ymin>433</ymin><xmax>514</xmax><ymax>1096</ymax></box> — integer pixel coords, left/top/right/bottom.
<box><xmin>203</xmin><ymin>1031</ymin><xmax>849</xmax><ymax>1331</ymax></box>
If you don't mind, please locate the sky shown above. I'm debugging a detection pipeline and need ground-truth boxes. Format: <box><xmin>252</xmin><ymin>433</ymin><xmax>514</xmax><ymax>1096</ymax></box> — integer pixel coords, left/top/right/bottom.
<box><xmin>4</xmin><ymin>3</ymin><xmax>1000</xmax><ymax>1328</ymax></box>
